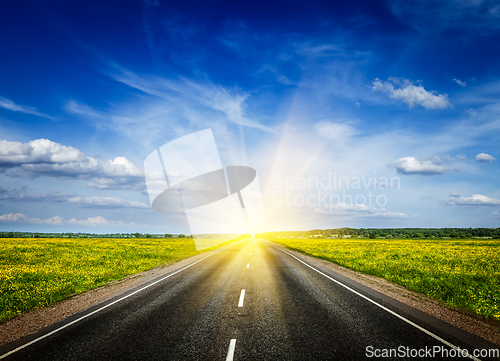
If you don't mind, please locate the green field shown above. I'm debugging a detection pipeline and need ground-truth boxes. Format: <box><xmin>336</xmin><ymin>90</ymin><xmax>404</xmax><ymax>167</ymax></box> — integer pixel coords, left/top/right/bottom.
<box><xmin>0</xmin><ymin>237</ymin><xmax>231</xmax><ymax>323</ymax></box>
<box><xmin>269</xmin><ymin>237</ymin><xmax>500</xmax><ymax>321</ymax></box>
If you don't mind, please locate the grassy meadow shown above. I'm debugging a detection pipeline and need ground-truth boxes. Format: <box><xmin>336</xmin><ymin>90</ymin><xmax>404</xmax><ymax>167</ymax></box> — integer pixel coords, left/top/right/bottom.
<box><xmin>269</xmin><ymin>237</ymin><xmax>500</xmax><ymax>321</ymax></box>
<box><xmin>0</xmin><ymin>237</ymin><xmax>228</xmax><ymax>323</ymax></box>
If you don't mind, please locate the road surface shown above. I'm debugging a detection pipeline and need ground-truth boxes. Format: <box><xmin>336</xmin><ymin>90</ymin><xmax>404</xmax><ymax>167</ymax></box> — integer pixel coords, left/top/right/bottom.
<box><xmin>1</xmin><ymin>239</ymin><xmax>498</xmax><ymax>360</ymax></box>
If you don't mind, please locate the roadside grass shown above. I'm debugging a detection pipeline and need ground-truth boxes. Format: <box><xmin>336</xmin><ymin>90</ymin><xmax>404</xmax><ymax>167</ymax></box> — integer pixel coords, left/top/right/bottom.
<box><xmin>269</xmin><ymin>238</ymin><xmax>500</xmax><ymax>321</ymax></box>
<box><xmin>0</xmin><ymin>237</ymin><xmax>235</xmax><ymax>323</ymax></box>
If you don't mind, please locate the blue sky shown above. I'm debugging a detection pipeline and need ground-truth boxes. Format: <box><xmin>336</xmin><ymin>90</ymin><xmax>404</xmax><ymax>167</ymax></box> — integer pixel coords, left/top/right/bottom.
<box><xmin>1</xmin><ymin>0</ymin><xmax>500</xmax><ymax>233</ymax></box>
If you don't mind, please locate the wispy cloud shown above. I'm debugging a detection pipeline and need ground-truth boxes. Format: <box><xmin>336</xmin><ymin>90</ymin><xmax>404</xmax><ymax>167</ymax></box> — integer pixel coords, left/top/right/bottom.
<box><xmin>277</xmin><ymin>75</ymin><xmax>295</xmax><ymax>85</ymax></box>
<box><xmin>372</xmin><ymin>78</ymin><xmax>451</xmax><ymax>109</ymax></box>
<box><xmin>85</xmin><ymin>178</ymin><xmax>145</xmax><ymax>191</ymax></box>
<box><xmin>453</xmin><ymin>78</ymin><xmax>467</xmax><ymax>87</ymax></box>
<box><xmin>108</xmin><ymin>68</ymin><xmax>272</xmax><ymax>131</ymax></box>
<box><xmin>391</xmin><ymin>156</ymin><xmax>458</xmax><ymax>175</ymax></box>
<box><xmin>0</xmin><ymin>186</ymin><xmax>148</xmax><ymax>208</ymax></box>
<box><xmin>0</xmin><ymin>96</ymin><xmax>55</xmax><ymax>120</ymax></box>
<box><xmin>314</xmin><ymin>121</ymin><xmax>355</xmax><ymax>144</ymax></box>
<box><xmin>314</xmin><ymin>203</ymin><xmax>409</xmax><ymax>218</ymax></box>
<box><xmin>0</xmin><ymin>187</ymin><xmax>70</xmax><ymax>202</ymax></box>
<box><xmin>68</xmin><ymin>196</ymin><xmax>149</xmax><ymax>208</ymax></box>
<box><xmin>443</xmin><ymin>193</ymin><xmax>500</xmax><ymax>206</ymax></box>
<box><xmin>0</xmin><ymin>213</ymin><xmax>136</xmax><ymax>226</ymax></box>
<box><xmin>65</xmin><ymin>100</ymin><xmax>107</xmax><ymax>130</ymax></box>
<box><xmin>294</xmin><ymin>43</ymin><xmax>340</xmax><ymax>58</ymax></box>
<box><xmin>64</xmin><ymin>68</ymin><xmax>273</xmax><ymax>158</ymax></box>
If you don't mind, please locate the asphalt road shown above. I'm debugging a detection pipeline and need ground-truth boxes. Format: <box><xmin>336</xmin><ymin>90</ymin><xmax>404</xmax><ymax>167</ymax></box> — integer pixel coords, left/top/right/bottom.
<box><xmin>1</xmin><ymin>239</ymin><xmax>499</xmax><ymax>360</ymax></box>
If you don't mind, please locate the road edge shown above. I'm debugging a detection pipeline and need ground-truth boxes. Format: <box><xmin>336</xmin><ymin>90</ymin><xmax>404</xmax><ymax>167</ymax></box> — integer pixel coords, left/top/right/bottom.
<box><xmin>266</xmin><ymin>240</ymin><xmax>500</xmax><ymax>347</ymax></box>
<box><xmin>0</xmin><ymin>241</ymin><xmax>236</xmax><ymax>348</ymax></box>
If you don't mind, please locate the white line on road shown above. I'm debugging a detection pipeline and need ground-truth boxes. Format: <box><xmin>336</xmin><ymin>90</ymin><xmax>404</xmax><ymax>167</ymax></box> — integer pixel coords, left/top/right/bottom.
<box><xmin>247</xmin><ymin>263</ymin><xmax>249</xmax><ymax>268</ymax></box>
<box><xmin>238</xmin><ymin>289</ymin><xmax>246</xmax><ymax>307</ymax></box>
<box><xmin>226</xmin><ymin>339</ymin><xmax>236</xmax><ymax>361</ymax></box>
<box><xmin>0</xmin><ymin>241</ymin><xmax>244</xmax><ymax>360</ymax></box>
<box><xmin>273</xmin><ymin>245</ymin><xmax>482</xmax><ymax>361</ymax></box>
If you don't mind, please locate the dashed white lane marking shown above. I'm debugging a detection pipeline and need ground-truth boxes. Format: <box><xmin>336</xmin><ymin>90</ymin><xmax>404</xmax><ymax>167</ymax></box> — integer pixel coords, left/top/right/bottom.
<box><xmin>226</xmin><ymin>339</ymin><xmax>236</xmax><ymax>361</ymax></box>
<box><xmin>0</xmin><ymin>241</ymin><xmax>245</xmax><ymax>360</ymax></box>
<box><xmin>247</xmin><ymin>263</ymin><xmax>249</xmax><ymax>268</ymax></box>
<box><xmin>274</xmin><ymin>245</ymin><xmax>482</xmax><ymax>361</ymax></box>
<box><xmin>238</xmin><ymin>289</ymin><xmax>246</xmax><ymax>307</ymax></box>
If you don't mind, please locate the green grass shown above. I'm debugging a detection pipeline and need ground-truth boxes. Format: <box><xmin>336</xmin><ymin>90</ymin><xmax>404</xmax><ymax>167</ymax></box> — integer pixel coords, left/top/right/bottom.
<box><xmin>0</xmin><ymin>237</ymin><xmax>232</xmax><ymax>323</ymax></box>
<box><xmin>269</xmin><ymin>237</ymin><xmax>500</xmax><ymax>321</ymax></box>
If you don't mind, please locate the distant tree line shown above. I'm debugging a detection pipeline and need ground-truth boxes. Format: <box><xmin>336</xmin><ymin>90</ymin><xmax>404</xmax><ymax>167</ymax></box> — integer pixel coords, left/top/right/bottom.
<box><xmin>0</xmin><ymin>232</ymin><xmax>193</xmax><ymax>239</ymax></box>
<box><xmin>257</xmin><ymin>228</ymin><xmax>500</xmax><ymax>239</ymax></box>
<box><xmin>2</xmin><ymin>229</ymin><xmax>499</xmax><ymax>239</ymax></box>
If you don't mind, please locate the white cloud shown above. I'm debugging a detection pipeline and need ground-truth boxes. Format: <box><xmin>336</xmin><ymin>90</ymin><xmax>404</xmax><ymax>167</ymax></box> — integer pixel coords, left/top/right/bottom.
<box><xmin>86</xmin><ymin>178</ymin><xmax>145</xmax><ymax>190</ymax></box>
<box><xmin>443</xmin><ymin>194</ymin><xmax>500</xmax><ymax>206</ymax></box>
<box><xmin>314</xmin><ymin>121</ymin><xmax>355</xmax><ymax>143</ymax></box>
<box><xmin>67</xmin><ymin>216</ymin><xmax>128</xmax><ymax>227</ymax></box>
<box><xmin>0</xmin><ymin>213</ymin><xmax>64</xmax><ymax>225</ymax></box>
<box><xmin>16</xmin><ymin>156</ymin><xmax>143</xmax><ymax>178</ymax></box>
<box><xmin>0</xmin><ymin>213</ymin><xmax>134</xmax><ymax>227</ymax></box>
<box><xmin>0</xmin><ymin>187</ymin><xmax>70</xmax><ymax>202</ymax></box>
<box><xmin>391</xmin><ymin>156</ymin><xmax>457</xmax><ymax>175</ymax></box>
<box><xmin>372</xmin><ymin>78</ymin><xmax>451</xmax><ymax>109</ymax></box>
<box><xmin>453</xmin><ymin>78</ymin><xmax>466</xmax><ymax>87</ymax></box>
<box><xmin>0</xmin><ymin>96</ymin><xmax>55</xmax><ymax>120</ymax></box>
<box><xmin>0</xmin><ymin>213</ymin><xmax>28</xmax><ymax>222</ymax></box>
<box><xmin>449</xmin><ymin>190</ymin><xmax>462</xmax><ymax>197</ymax></box>
<box><xmin>101</xmin><ymin>157</ymin><xmax>143</xmax><ymax>177</ymax></box>
<box><xmin>314</xmin><ymin>203</ymin><xmax>409</xmax><ymax>218</ymax></box>
<box><xmin>0</xmin><ymin>186</ymin><xmax>148</xmax><ymax>208</ymax></box>
<box><xmin>0</xmin><ymin>139</ymin><xmax>86</xmax><ymax>165</ymax></box>
<box><xmin>68</xmin><ymin>196</ymin><xmax>149</xmax><ymax>208</ymax></box>
<box><xmin>475</xmin><ymin>153</ymin><xmax>496</xmax><ymax>162</ymax></box>
<box><xmin>0</xmin><ymin>139</ymin><xmax>143</xmax><ymax>184</ymax></box>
